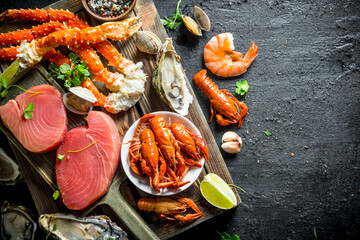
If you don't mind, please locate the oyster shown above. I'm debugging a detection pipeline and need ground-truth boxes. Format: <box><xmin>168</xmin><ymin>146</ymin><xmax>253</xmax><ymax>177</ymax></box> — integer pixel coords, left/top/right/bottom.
<box><xmin>63</xmin><ymin>87</ymin><xmax>97</xmax><ymax>115</ymax></box>
<box><xmin>0</xmin><ymin>148</ymin><xmax>22</xmax><ymax>185</ymax></box>
<box><xmin>39</xmin><ymin>213</ymin><xmax>127</xmax><ymax>240</ymax></box>
<box><xmin>182</xmin><ymin>15</ymin><xmax>202</xmax><ymax>36</ymax></box>
<box><xmin>135</xmin><ymin>31</ymin><xmax>162</xmax><ymax>55</ymax></box>
<box><xmin>152</xmin><ymin>38</ymin><xmax>193</xmax><ymax>116</ymax></box>
<box><xmin>193</xmin><ymin>6</ymin><xmax>211</xmax><ymax>31</ymax></box>
<box><xmin>1</xmin><ymin>201</ymin><xmax>37</xmax><ymax>240</ymax></box>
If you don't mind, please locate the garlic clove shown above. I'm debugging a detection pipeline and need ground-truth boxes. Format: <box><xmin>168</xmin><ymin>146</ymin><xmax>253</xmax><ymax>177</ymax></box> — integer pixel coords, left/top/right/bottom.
<box><xmin>222</xmin><ymin>131</ymin><xmax>242</xmax><ymax>144</ymax></box>
<box><xmin>221</xmin><ymin>142</ymin><xmax>241</xmax><ymax>154</ymax></box>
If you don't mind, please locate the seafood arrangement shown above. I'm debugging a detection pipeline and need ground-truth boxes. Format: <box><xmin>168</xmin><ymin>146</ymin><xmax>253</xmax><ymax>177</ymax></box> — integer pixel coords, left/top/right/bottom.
<box><xmin>128</xmin><ymin>113</ymin><xmax>209</xmax><ymax>192</ymax></box>
<box><xmin>0</xmin><ymin>0</ymin><xmax>258</xmax><ymax>238</ymax></box>
<box><xmin>0</xmin><ymin>9</ymin><xmax>147</xmax><ymax>114</ymax></box>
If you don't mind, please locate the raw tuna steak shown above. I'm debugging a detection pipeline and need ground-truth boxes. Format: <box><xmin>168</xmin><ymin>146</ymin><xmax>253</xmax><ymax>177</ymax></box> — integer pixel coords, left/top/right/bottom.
<box><xmin>0</xmin><ymin>84</ymin><xmax>67</xmax><ymax>153</ymax></box>
<box><xmin>56</xmin><ymin>111</ymin><xmax>120</xmax><ymax>210</ymax></box>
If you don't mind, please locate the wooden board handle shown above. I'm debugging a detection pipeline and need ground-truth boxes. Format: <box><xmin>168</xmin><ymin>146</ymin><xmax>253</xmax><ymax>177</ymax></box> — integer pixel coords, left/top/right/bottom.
<box><xmin>104</xmin><ymin>184</ymin><xmax>160</xmax><ymax>240</ymax></box>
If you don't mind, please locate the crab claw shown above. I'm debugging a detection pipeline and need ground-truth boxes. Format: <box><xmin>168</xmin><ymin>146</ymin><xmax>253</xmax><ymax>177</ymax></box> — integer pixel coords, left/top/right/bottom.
<box><xmin>100</xmin><ymin>17</ymin><xmax>142</xmax><ymax>41</ymax></box>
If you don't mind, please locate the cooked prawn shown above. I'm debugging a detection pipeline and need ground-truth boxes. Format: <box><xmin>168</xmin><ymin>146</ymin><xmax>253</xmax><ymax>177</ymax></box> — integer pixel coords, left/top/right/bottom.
<box><xmin>203</xmin><ymin>33</ymin><xmax>258</xmax><ymax>77</ymax></box>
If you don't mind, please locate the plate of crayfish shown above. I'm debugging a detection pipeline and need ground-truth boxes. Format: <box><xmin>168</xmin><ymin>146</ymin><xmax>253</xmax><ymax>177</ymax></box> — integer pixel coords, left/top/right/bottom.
<box><xmin>121</xmin><ymin>111</ymin><xmax>209</xmax><ymax>195</ymax></box>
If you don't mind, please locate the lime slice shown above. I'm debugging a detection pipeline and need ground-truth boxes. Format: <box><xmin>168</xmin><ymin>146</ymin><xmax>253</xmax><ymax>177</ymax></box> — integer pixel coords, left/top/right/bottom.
<box><xmin>0</xmin><ymin>59</ymin><xmax>20</xmax><ymax>87</ymax></box>
<box><xmin>200</xmin><ymin>173</ymin><xmax>237</xmax><ymax>209</ymax></box>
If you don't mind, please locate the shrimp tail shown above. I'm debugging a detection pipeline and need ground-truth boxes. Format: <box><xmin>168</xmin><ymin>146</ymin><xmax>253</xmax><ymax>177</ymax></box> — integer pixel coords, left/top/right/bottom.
<box><xmin>243</xmin><ymin>41</ymin><xmax>258</xmax><ymax>67</ymax></box>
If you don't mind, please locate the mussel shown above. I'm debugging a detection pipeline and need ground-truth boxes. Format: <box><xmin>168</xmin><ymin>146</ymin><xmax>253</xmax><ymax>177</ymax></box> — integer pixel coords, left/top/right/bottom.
<box><xmin>0</xmin><ymin>148</ymin><xmax>22</xmax><ymax>185</ymax></box>
<box><xmin>152</xmin><ymin>38</ymin><xmax>193</xmax><ymax>116</ymax></box>
<box><xmin>38</xmin><ymin>213</ymin><xmax>127</xmax><ymax>240</ymax></box>
<box><xmin>1</xmin><ymin>201</ymin><xmax>37</xmax><ymax>240</ymax></box>
<box><xmin>135</xmin><ymin>31</ymin><xmax>162</xmax><ymax>55</ymax></box>
<box><xmin>63</xmin><ymin>87</ymin><xmax>97</xmax><ymax>115</ymax></box>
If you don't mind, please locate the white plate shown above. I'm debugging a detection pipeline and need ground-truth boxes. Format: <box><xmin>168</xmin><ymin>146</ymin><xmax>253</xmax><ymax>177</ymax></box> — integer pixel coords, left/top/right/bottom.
<box><xmin>121</xmin><ymin>111</ymin><xmax>205</xmax><ymax>196</ymax></box>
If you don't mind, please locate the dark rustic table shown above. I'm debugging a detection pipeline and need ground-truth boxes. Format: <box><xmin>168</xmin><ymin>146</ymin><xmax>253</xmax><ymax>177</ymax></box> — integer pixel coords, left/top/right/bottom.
<box><xmin>1</xmin><ymin>0</ymin><xmax>360</xmax><ymax>239</ymax></box>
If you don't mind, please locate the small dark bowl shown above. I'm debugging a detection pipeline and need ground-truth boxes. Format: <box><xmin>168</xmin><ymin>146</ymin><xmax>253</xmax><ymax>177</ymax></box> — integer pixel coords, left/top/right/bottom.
<box><xmin>82</xmin><ymin>0</ymin><xmax>137</xmax><ymax>22</ymax></box>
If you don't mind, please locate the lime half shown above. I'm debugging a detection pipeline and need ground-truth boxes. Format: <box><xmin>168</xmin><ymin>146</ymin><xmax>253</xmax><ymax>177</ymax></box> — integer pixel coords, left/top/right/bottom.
<box><xmin>0</xmin><ymin>59</ymin><xmax>20</xmax><ymax>87</ymax></box>
<box><xmin>200</xmin><ymin>173</ymin><xmax>237</xmax><ymax>210</ymax></box>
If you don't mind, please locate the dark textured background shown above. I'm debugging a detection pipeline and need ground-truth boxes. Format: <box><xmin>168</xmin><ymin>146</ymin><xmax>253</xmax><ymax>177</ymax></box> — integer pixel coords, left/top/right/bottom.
<box><xmin>1</xmin><ymin>0</ymin><xmax>360</xmax><ymax>239</ymax></box>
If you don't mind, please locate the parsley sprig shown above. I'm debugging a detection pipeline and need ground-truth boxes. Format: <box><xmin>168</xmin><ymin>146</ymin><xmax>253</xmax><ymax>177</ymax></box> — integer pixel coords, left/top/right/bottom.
<box><xmin>1</xmin><ymin>83</ymin><xmax>41</xmax><ymax>119</ymax></box>
<box><xmin>48</xmin><ymin>52</ymin><xmax>90</xmax><ymax>90</ymax></box>
<box><xmin>161</xmin><ymin>0</ymin><xmax>183</xmax><ymax>31</ymax></box>
<box><xmin>218</xmin><ymin>231</ymin><xmax>240</xmax><ymax>240</ymax></box>
<box><xmin>52</xmin><ymin>184</ymin><xmax>60</xmax><ymax>200</ymax></box>
<box><xmin>235</xmin><ymin>80</ymin><xmax>249</xmax><ymax>99</ymax></box>
<box><xmin>263</xmin><ymin>130</ymin><xmax>273</xmax><ymax>136</ymax></box>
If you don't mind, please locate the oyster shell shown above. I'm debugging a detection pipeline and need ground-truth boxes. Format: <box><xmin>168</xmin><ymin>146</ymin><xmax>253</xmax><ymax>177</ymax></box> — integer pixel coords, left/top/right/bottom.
<box><xmin>135</xmin><ymin>31</ymin><xmax>162</xmax><ymax>55</ymax></box>
<box><xmin>193</xmin><ymin>6</ymin><xmax>211</xmax><ymax>31</ymax></box>
<box><xmin>1</xmin><ymin>201</ymin><xmax>37</xmax><ymax>240</ymax></box>
<box><xmin>38</xmin><ymin>213</ymin><xmax>127</xmax><ymax>240</ymax></box>
<box><xmin>0</xmin><ymin>148</ymin><xmax>22</xmax><ymax>185</ymax></box>
<box><xmin>63</xmin><ymin>87</ymin><xmax>97</xmax><ymax>115</ymax></box>
<box><xmin>152</xmin><ymin>38</ymin><xmax>193</xmax><ymax>116</ymax></box>
<box><xmin>182</xmin><ymin>15</ymin><xmax>202</xmax><ymax>36</ymax></box>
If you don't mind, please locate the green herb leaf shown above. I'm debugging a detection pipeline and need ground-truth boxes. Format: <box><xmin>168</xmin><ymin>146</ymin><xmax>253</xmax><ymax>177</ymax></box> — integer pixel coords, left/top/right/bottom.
<box><xmin>235</xmin><ymin>80</ymin><xmax>249</xmax><ymax>99</ymax></box>
<box><xmin>59</xmin><ymin>63</ymin><xmax>70</xmax><ymax>74</ymax></box>
<box><xmin>23</xmin><ymin>102</ymin><xmax>35</xmax><ymax>119</ymax></box>
<box><xmin>57</xmin><ymin>154</ymin><xmax>65</xmax><ymax>162</ymax></box>
<box><xmin>48</xmin><ymin>53</ymin><xmax>90</xmax><ymax>90</ymax></box>
<box><xmin>218</xmin><ymin>231</ymin><xmax>240</xmax><ymax>240</ymax></box>
<box><xmin>161</xmin><ymin>0</ymin><xmax>183</xmax><ymax>31</ymax></box>
<box><xmin>107</xmin><ymin>238</ymin><xmax>114</xmax><ymax>240</ymax></box>
<box><xmin>53</xmin><ymin>190</ymin><xmax>60</xmax><ymax>200</ymax></box>
<box><xmin>46</xmin><ymin>224</ymin><xmax>57</xmax><ymax>239</ymax></box>
<box><xmin>262</xmin><ymin>130</ymin><xmax>273</xmax><ymax>136</ymax></box>
<box><xmin>0</xmin><ymin>78</ymin><xmax>9</xmax><ymax>98</ymax></box>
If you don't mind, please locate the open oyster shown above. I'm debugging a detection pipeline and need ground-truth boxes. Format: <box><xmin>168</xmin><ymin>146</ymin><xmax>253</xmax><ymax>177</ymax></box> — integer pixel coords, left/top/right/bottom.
<box><xmin>38</xmin><ymin>213</ymin><xmax>127</xmax><ymax>240</ymax></box>
<box><xmin>0</xmin><ymin>148</ymin><xmax>22</xmax><ymax>185</ymax></box>
<box><xmin>152</xmin><ymin>38</ymin><xmax>193</xmax><ymax>116</ymax></box>
<box><xmin>1</xmin><ymin>201</ymin><xmax>37</xmax><ymax>240</ymax></box>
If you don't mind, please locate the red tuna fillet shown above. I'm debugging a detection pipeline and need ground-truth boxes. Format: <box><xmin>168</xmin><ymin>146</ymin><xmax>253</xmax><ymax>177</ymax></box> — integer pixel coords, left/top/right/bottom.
<box><xmin>56</xmin><ymin>111</ymin><xmax>120</xmax><ymax>210</ymax></box>
<box><xmin>0</xmin><ymin>84</ymin><xmax>67</xmax><ymax>153</ymax></box>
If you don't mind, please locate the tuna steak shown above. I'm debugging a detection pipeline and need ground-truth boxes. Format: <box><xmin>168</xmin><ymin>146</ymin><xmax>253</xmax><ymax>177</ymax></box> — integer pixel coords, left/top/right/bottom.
<box><xmin>0</xmin><ymin>84</ymin><xmax>67</xmax><ymax>153</ymax></box>
<box><xmin>56</xmin><ymin>111</ymin><xmax>120</xmax><ymax>210</ymax></box>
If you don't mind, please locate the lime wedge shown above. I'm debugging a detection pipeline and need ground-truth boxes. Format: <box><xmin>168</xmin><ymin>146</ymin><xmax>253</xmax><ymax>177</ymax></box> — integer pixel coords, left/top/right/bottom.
<box><xmin>200</xmin><ymin>173</ymin><xmax>237</xmax><ymax>209</ymax></box>
<box><xmin>0</xmin><ymin>59</ymin><xmax>20</xmax><ymax>87</ymax></box>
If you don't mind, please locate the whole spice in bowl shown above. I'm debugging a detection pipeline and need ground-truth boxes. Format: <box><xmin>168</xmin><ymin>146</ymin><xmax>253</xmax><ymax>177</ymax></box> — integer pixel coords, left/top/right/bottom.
<box><xmin>82</xmin><ymin>0</ymin><xmax>136</xmax><ymax>21</ymax></box>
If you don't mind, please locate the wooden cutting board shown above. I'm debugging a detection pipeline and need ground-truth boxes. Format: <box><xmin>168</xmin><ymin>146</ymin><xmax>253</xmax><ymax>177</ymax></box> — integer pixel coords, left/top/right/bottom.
<box><xmin>0</xmin><ymin>0</ymin><xmax>240</xmax><ymax>239</ymax></box>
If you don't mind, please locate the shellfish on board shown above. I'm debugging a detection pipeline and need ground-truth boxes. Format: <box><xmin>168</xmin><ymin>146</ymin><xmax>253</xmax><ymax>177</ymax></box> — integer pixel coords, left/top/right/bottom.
<box><xmin>1</xmin><ymin>201</ymin><xmax>37</xmax><ymax>240</ymax></box>
<box><xmin>135</xmin><ymin>31</ymin><xmax>162</xmax><ymax>55</ymax></box>
<box><xmin>152</xmin><ymin>38</ymin><xmax>193</xmax><ymax>116</ymax></box>
<box><xmin>0</xmin><ymin>148</ymin><xmax>22</xmax><ymax>185</ymax></box>
<box><xmin>38</xmin><ymin>213</ymin><xmax>127</xmax><ymax>240</ymax></box>
<box><xmin>62</xmin><ymin>86</ymin><xmax>97</xmax><ymax>115</ymax></box>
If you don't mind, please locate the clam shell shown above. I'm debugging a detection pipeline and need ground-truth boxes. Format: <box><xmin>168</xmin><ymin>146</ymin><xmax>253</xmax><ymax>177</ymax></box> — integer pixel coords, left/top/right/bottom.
<box><xmin>193</xmin><ymin>6</ymin><xmax>211</xmax><ymax>31</ymax></box>
<box><xmin>182</xmin><ymin>15</ymin><xmax>202</xmax><ymax>36</ymax></box>
<box><xmin>69</xmin><ymin>87</ymin><xmax>97</xmax><ymax>103</ymax></box>
<box><xmin>135</xmin><ymin>31</ymin><xmax>162</xmax><ymax>55</ymax></box>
